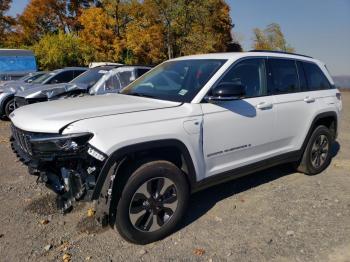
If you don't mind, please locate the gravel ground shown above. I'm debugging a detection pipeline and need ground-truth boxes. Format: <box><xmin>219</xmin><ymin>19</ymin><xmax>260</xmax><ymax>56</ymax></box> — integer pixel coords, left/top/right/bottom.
<box><xmin>0</xmin><ymin>93</ymin><xmax>349</xmax><ymax>262</ymax></box>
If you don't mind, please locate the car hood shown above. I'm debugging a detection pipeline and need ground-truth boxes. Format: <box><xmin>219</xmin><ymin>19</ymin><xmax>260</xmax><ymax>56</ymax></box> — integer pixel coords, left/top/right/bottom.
<box><xmin>10</xmin><ymin>94</ymin><xmax>181</xmax><ymax>133</ymax></box>
<box><xmin>1</xmin><ymin>82</ymin><xmax>43</xmax><ymax>94</ymax></box>
<box><xmin>0</xmin><ymin>80</ymin><xmax>23</xmax><ymax>88</ymax></box>
<box><xmin>15</xmin><ymin>83</ymin><xmax>88</xmax><ymax>99</ymax></box>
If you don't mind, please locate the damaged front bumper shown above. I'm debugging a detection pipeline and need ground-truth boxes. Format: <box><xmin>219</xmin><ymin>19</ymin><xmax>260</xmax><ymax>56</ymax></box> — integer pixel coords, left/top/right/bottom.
<box><xmin>10</xmin><ymin>124</ymin><xmax>107</xmax><ymax>213</ymax></box>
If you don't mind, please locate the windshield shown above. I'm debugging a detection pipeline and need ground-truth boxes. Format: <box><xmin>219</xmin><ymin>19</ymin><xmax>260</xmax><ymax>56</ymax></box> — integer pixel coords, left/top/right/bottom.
<box><xmin>18</xmin><ymin>74</ymin><xmax>33</xmax><ymax>81</ymax></box>
<box><xmin>120</xmin><ymin>59</ymin><xmax>226</xmax><ymax>102</ymax></box>
<box><xmin>23</xmin><ymin>72</ymin><xmax>46</xmax><ymax>83</ymax></box>
<box><xmin>32</xmin><ymin>72</ymin><xmax>53</xmax><ymax>83</ymax></box>
<box><xmin>71</xmin><ymin>68</ymin><xmax>107</xmax><ymax>87</ymax></box>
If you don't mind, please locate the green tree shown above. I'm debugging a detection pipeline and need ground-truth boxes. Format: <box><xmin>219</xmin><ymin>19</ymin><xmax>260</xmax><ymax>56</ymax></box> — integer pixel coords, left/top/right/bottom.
<box><xmin>33</xmin><ymin>30</ymin><xmax>83</xmax><ymax>70</ymax></box>
<box><xmin>253</xmin><ymin>23</ymin><xmax>295</xmax><ymax>52</ymax></box>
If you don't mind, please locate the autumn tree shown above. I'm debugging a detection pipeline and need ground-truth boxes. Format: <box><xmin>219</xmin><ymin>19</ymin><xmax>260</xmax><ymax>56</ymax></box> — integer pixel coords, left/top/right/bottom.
<box><xmin>33</xmin><ymin>30</ymin><xmax>83</xmax><ymax>70</ymax></box>
<box><xmin>0</xmin><ymin>0</ymin><xmax>15</xmax><ymax>47</ymax></box>
<box><xmin>12</xmin><ymin>0</ymin><xmax>68</xmax><ymax>46</ymax></box>
<box><xmin>78</xmin><ymin>7</ymin><xmax>122</xmax><ymax>63</ymax></box>
<box><xmin>3</xmin><ymin>0</ymin><xmax>240</xmax><ymax>67</ymax></box>
<box><xmin>253</xmin><ymin>23</ymin><xmax>295</xmax><ymax>52</ymax></box>
<box><xmin>66</xmin><ymin>0</ymin><xmax>101</xmax><ymax>32</ymax></box>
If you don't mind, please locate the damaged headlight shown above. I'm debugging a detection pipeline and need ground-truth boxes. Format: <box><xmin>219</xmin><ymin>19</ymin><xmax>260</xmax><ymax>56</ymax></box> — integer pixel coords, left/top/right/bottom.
<box><xmin>30</xmin><ymin>133</ymin><xmax>93</xmax><ymax>154</ymax></box>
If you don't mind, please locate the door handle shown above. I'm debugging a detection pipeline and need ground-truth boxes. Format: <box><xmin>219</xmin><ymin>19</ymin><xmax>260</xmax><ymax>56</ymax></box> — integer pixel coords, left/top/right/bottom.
<box><xmin>257</xmin><ymin>102</ymin><xmax>273</xmax><ymax>110</ymax></box>
<box><xmin>304</xmin><ymin>96</ymin><xmax>315</xmax><ymax>103</ymax></box>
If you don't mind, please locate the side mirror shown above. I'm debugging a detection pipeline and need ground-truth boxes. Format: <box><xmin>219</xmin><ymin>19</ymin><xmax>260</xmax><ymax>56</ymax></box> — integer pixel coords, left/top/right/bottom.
<box><xmin>27</xmin><ymin>79</ymin><xmax>33</xmax><ymax>83</ymax></box>
<box><xmin>207</xmin><ymin>82</ymin><xmax>245</xmax><ymax>101</ymax></box>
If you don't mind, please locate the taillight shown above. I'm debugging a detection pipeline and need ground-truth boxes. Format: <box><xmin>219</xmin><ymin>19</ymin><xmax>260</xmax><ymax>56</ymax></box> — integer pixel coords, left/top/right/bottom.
<box><xmin>336</xmin><ymin>92</ymin><xmax>341</xmax><ymax>101</ymax></box>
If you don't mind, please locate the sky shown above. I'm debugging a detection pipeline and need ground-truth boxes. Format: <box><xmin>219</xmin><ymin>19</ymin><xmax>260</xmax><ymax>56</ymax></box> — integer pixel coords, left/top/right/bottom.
<box><xmin>7</xmin><ymin>0</ymin><xmax>350</xmax><ymax>76</ymax></box>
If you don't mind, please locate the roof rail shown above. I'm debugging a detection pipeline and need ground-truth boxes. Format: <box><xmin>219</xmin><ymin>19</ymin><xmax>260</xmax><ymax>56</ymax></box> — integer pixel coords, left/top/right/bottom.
<box><xmin>249</xmin><ymin>50</ymin><xmax>313</xmax><ymax>59</ymax></box>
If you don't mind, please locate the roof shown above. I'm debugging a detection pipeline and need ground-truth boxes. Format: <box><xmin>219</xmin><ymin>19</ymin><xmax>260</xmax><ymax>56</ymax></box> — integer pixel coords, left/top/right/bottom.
<box><xmin>171</xmin><ymin>51</ymin><xmax>319</xmax><ymax>63</ymax></box>
<box><xmin>0</xmin><ymin>49</ymin><xmax>35</xmax><ymax>56</ymax></box>
<box><xmin>89</xmin><ymin>65</ymin><xmax>118</xmax><ymax>71</ymax></box>
<box><xmin>108</xmin><ymin>65</ymin><xmax>152</xmax><ymax>73</ymax></box>
<box><xmin>52</xmin><ymin>67</ymin><xmax>87</xmax><ymax>73</ymax></box>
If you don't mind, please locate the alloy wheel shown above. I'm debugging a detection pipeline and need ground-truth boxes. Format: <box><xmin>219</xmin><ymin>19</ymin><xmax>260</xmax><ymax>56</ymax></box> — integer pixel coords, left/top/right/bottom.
<box><xmin>310</xmin><ymin>134</ymin><xmax>329</xmax><ymax>169</ymax></box>
<box><xmin>129</xmin><ymin>177</ymin><xmax>178</xmax><ymax>232</ymax></box>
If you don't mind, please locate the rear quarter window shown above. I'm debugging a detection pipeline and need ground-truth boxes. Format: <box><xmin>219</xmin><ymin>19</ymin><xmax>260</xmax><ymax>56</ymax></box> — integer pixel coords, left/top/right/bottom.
<box><xmin>302</xmin><ymin>62</ymin><xmax>332</xmax><ymax>91</ymax></box>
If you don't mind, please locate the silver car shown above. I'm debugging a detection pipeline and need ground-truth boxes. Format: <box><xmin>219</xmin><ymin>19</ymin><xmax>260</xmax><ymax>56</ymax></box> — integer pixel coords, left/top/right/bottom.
<box><xmin>0</xmin><ymin>67</ymin><xmax>86</xmax><ymax>118</ymax></box>
<box><xmin>14</xmin><ymin>66</ymin><xmax>152</xmax><ymax>108</ymax></box>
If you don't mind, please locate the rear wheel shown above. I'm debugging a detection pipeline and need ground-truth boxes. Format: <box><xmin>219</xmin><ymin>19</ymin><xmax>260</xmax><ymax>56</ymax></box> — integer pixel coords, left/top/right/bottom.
<box><xmin>4</xmin><ymin>98</ymin><xmax>15</xmax><ymax>118</ymax></box>
<box><xmin>296</xmin><ymin>125</ymin><xmax>332</xmax><ymax>175</ymax></box>
<box><xmin>115</xmin><ymin>160</ymin><xmax>189</xmax><ymax>244</ymax></box>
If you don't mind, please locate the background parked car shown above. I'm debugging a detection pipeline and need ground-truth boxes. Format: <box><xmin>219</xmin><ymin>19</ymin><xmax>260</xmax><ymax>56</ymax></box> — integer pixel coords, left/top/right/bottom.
<box><xmin>14</xmin><ymin>65</ymin><xmax>152</xmax><ymax>108</ymax></box>
<box><xmin>89</xmin><ymin>66</ymin><xmax>152</xmax><ymax>95</ymax></box>
<box><xmin>0</xmin><ymin>67</ymin><xmax>86</xmax><ymax>119</ymax></box>
<box><xmin>14</xmin><ymin>66</ymin><xmax>118</xmax><ymax>106</ymax></box>
<box><xmin>0</xmin><ymin>49</ymin><xmax>37</xmax><ymax>83</ymax></box>
<box><xmin>0</xmin><ymin>71</ymin><xmax>46</xmax><ymax>88</ymax></box>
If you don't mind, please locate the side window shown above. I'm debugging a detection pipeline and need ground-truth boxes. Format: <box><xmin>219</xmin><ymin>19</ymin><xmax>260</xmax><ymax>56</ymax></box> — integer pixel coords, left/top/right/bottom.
<box><xmin>303</xmin><ymin>62</ymin><xmax>332</xmax><ymax>90</ymax></box>
<box><xmin>118</xmin><ymin>71</ymin><xmax>133</xmax><ymax>89</ymax></box>
<box><xmin>269</xmin><ymin>59</ymin><xmax>300</xmax><ymax>94</ymax></box>
<box><xmin>296</xmin><ymin>61</ymin><xmax>308</xmax><ymax>91</ymax></box>
<box><xmin>136</xmin><ymin>68</ymin><xmax>150</xmax><ymax>78</ymax></box>
<box><xmin>104</xmin><ymin>75</ymin><xmax>120</xmax><ymax>91</ymax></box>
<box><xmin>218</xmin><ymin>58</ymin><xmax>267</xmax><ymax>98</ymax></box>
<box><xmin>49</xmin><ymin>71</ymin><xmax>74</xmax><ymax>84</ymax></box>
<box><xmin>74</xmin><ymin>70</ymin><xmax>86</xmax><ymax>78</ymax></box>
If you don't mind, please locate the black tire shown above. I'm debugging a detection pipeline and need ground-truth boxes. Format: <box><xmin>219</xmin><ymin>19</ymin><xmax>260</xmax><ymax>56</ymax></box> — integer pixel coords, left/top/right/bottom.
<box><xmin>296</xmin><ymin>125</ymin><xmax>333</xmax><ymax>175</ymax></box>
<box><xmin>115</xmin><ymin>160</ymin><xmax>189</xmax><ymax>244</ymax></box>
<box><xmin>4</xmin><ymin>98</ymin><xmax>15</xmax><ymax>118</ymax></box>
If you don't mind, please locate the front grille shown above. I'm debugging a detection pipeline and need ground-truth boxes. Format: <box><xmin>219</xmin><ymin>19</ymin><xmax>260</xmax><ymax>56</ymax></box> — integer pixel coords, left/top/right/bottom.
<box><xmin>14</xmin><ymin>97</ymin><xmax>28</xmax><ymax>108</ymax></box>
<box><xmin>11</xmin><ymin>125</ymin><xmax>33</xmax><ymax>156</ymax></box>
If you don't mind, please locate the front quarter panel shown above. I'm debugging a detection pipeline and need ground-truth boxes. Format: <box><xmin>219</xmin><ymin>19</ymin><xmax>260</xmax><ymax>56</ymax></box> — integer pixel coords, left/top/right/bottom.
<box><xmin>62</xmin><ymin>103</ymin><xmax>206</xmax><ymax>181</ymax></box>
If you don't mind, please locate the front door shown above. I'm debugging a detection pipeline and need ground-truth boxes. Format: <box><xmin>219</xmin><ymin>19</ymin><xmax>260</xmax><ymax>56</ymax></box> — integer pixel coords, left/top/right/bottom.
<box><xmin>201</xmin><ymin>58</ymin><xmax>276</xmax><ymax>178</ymax></box>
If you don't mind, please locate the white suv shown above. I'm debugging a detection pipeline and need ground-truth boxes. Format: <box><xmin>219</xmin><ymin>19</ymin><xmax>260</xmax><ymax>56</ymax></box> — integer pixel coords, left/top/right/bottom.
<box><xmin>10</xmin><ymin>51</ymin><xmax>342</xmax><ymax>244</ymax></box>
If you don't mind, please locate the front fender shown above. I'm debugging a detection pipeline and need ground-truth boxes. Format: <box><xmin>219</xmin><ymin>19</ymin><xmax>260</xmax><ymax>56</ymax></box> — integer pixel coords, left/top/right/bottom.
<box><xmin>91</xmin><ymin>139</ymin><xmax>197</xmax><ymax>201</ymax></box>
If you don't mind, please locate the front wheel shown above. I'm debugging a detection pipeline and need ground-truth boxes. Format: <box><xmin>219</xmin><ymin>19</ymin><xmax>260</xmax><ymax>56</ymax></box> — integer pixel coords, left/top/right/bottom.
<box><xmin>115</xmin><ymin>160</ymin><xmax>189</xmax><ymax>244</ymax></box>
<box><xmin>4</xmin><ymin>98</ymin><xmax>15</xmax><ymax>118</ymax></box>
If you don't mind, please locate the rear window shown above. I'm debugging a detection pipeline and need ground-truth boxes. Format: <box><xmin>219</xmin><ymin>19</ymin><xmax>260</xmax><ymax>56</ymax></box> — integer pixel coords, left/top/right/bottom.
<box><xmin>269</xmin><ymin>59</ymin><xmax>300</xmax><ymax>94</ymax></box>
<box><xmin>302</xmin><ymin>62</ymin><xmax>332</xmax><ymax>91</ymax></box>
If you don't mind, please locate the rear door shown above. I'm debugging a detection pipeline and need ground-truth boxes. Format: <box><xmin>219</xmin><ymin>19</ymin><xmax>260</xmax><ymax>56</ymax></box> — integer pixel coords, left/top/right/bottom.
<box><xmin>269</xmin><ymin>58</ymin><xmax>319</xmax><ymax>153</ymax></box>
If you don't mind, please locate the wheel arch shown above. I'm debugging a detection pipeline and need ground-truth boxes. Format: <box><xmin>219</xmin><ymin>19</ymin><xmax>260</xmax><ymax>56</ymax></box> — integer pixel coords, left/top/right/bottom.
<box><xmin>91</xmin><ymin>139</ymin><xmax>197</xmax><ymax>201</ymax></box>
<box><xmin>0</xmin><ymin>93</ymin><xmax>15</xmax><ymax>117</ymax></box>
<box><xmin>301</xmin><ymin>111</ymin><xmax>338</xmax><ymax>153</ymax></box>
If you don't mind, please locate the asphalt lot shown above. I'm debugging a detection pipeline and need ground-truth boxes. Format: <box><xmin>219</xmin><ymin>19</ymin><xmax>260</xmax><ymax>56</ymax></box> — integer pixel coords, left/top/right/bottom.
<box><xmin>0</xmin><ymin>93</ymin><xmax>349</xmax><ymax>262</ymax></box>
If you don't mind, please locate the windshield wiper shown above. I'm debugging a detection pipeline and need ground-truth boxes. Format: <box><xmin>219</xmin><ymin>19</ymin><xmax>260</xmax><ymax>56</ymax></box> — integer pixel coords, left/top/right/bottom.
<box><xmin>129</xmin><ymin>92</ymin><xmax>155</xmax><ymax>98</ymax></box>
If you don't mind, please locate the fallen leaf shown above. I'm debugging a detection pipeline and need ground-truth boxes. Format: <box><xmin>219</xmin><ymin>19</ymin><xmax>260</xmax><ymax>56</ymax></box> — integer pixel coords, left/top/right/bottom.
<box><xmin>63</xmin><ymin>253</ymin><xmax>71</xmax><ymax>262</ymax></box>
<box><xmin>59</xmin><ymin>241</ymin><xmax>71</xmax><ymax>252</ymax></box>
<box><xmin>85</xmin><ymin>256</ymin><xmax>92</xmax><ymax>260</ymax></box>
<box><xmin>193</xmin><ymin>248</ymin><xmax>205</xmax><ymax>256</ymax></box>
<box><xmin>40</xmin><ymin>219</ymin><xmax>49</xmax><ymax>225</ymax></box>
<box><xmin>87</xmin><ymin>208</ymin><xmax>95</xmax><ymax>217</ymax></box>
<box><xmin>44</xmin><ymin>244</ymin><xmax>52</xmax><ymax>251</ymax></box>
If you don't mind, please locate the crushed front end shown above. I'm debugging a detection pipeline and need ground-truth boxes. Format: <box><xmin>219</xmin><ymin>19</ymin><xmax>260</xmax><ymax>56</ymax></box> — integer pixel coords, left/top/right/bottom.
<box><xmin>10</xmin><ymin>124</ymin><xmax>107</xmax><ymax>213</ymax></box>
